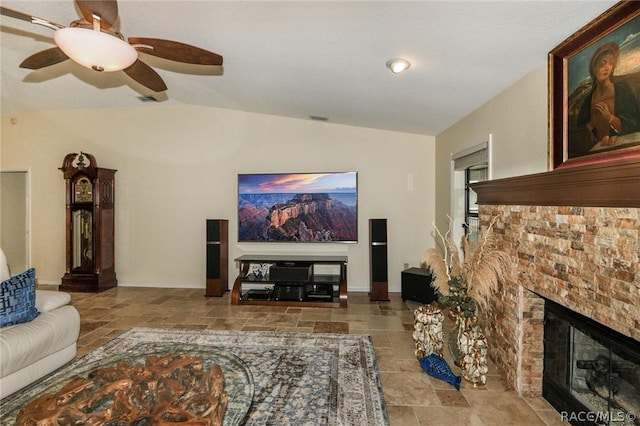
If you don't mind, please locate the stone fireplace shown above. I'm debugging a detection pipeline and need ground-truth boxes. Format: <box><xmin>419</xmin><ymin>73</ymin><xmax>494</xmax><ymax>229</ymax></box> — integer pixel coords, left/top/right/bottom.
<box><xmin>472</xmin><ymin>157</ymin><xmax>640</xmax><ymax>404</ymax></box>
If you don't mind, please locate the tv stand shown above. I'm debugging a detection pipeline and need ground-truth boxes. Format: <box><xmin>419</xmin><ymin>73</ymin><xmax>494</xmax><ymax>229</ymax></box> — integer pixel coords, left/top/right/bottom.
<box><xmin>231</xmin><ymin>255</ymin><xmax>347</xmax><ymax>308</ymax></box>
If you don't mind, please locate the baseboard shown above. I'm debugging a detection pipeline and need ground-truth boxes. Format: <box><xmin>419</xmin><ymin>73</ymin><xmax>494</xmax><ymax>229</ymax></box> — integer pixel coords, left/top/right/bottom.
<box><xmin>118</xmin><ymin>282</ymin><xmax>205</xmax><ymax>289</ymax></box>
<box><xmin>36</xmin><ymin>281</ymin><xmax>399</xmax><ymax>293</ymax></box>
<box><xmin>36</xmin><ymin>279</ymin><xmax>205</xmax><ymax>290</ymax></box>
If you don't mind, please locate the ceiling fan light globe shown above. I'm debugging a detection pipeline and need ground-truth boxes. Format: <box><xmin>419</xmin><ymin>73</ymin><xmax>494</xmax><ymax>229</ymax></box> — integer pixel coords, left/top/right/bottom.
<box><xmin>54</xmin><ymin>28</ymin><xmax>137</xmax><ymax>72</ymax></box>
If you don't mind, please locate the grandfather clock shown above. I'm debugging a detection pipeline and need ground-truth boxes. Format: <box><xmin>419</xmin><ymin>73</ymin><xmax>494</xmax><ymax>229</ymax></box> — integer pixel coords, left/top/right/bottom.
<box><xmin>59</xmin><ymin>152</ymin><xmax>117</xmax><ymax>292</ymax></box>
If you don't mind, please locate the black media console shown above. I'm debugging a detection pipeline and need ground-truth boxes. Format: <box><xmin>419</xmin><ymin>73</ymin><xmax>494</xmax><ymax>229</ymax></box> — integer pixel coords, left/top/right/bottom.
<box><xmin>231</xmin><ymin>255</ymin><xmax>348</xmax><ymax>308</ymax></box>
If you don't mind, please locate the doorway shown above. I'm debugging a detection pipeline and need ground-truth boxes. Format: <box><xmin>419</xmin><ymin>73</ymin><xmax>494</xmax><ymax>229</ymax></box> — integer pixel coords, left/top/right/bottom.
<box><xmin>1</xmin><ymin>170</ymin><xmax>30</xmax><ymax>275</ymax></box>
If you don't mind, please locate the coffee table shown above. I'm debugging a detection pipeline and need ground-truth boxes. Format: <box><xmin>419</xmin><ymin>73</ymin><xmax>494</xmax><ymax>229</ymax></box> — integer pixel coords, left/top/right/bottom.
<box><xmin>1</xmin><ymin>344</ymin><xmax>254</xmax><ymax>425</ymax></box>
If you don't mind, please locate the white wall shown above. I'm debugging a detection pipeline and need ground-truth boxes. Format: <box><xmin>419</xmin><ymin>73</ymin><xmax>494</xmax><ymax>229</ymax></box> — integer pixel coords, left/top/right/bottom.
<box><xmin>434</xmin><ymin>64</ymin><xmax>549</xmax><ymax>231</ymax></box>
<box><xmin>1</xmin><ymin>105</ymin><xmax>435</xmax><ymax>292</ymax></box>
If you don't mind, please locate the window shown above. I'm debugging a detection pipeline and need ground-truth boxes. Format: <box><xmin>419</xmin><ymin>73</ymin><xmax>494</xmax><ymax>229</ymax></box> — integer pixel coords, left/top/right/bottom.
<box><xmin>451</xmin><ymin>140</ymin><xmax>489</xmax><ymax>246</ymax></box>
<box><xmin>464</xmin><ymin>165</ymin><xmax>488</xmax><ymax>244</ymax></box>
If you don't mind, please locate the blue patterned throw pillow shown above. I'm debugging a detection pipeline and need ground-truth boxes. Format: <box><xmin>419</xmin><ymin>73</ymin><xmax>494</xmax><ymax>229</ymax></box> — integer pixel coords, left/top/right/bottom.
<box><xmin>1</xmin><ymin>268</ymin><xmax>40</xmax><ymax>327</ymax></box>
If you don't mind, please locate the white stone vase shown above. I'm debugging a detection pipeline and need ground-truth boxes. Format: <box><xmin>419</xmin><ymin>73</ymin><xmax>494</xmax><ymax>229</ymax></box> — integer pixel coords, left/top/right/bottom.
<box><xmin>459</xmin><ymin>326</ymin><xmax>489</xmax><ymax>386</ymax></box>
<box><xmin>413</xmin><ymin>304</ymin><xmax>444</xmax><ymax>359</ymax></box>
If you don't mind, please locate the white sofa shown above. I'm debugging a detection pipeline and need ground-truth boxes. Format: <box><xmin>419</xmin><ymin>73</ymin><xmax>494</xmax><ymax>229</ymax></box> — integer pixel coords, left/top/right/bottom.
<box><xmin>0</xmin><ymin>289</ymin><xmax>81</xmax><ymax>399</ymax></box>
<box><xmin>0</xmin><ymin>248</ymin><xmax>81</xmax><ymax>400</ymax></box>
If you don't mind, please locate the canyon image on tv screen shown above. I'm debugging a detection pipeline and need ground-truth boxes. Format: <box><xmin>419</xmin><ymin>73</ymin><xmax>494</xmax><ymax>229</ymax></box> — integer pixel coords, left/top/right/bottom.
<box><xmin>238</xmin><ymin>172</ymin><xmax>357</xmax><ymax>243</ymax></box>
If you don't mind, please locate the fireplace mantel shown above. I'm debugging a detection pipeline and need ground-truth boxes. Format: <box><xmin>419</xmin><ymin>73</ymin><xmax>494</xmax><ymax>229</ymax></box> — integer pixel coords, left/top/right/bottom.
<box><xmin>472</xmin><ymin>157</ymin><xmax>640</xmax><ymax>208</ymax></box>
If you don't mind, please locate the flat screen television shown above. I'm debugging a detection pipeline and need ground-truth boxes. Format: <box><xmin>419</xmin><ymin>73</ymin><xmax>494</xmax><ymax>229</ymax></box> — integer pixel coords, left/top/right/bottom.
<box><xmin>238</xmin><ymin>172</ymin><xmax>357</xmax><ymax>243</ymax></box>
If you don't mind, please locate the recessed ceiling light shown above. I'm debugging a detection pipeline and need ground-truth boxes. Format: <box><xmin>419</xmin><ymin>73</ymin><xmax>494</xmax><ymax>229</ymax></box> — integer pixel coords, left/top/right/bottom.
<box><xmin>386</xmin><ymin>58</ymin><xmax>411</xmax><ymax>74</ymax></box>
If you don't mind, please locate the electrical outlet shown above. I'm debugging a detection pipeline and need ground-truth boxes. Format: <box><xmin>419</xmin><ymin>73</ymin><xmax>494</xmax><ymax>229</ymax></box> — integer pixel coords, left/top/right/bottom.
<box><xmin>403</xmin><ymin>262</ymin><xmax>409</xmax><ymax>270</ymax></box>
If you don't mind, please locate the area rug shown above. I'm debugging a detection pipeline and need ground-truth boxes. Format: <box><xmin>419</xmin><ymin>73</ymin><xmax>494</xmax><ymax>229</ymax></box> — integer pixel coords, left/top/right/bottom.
<box><xmin>0</xmin><ymin>328</ymin><xmax>389</xmax><ymax>425</ymax></box>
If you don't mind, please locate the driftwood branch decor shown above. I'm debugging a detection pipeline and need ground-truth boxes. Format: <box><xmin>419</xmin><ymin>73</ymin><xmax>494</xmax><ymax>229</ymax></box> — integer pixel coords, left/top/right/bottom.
<box><xmin>420</xmin><ymin>216</ymin><xmax>510</xmax><ymax>385</ymax></box>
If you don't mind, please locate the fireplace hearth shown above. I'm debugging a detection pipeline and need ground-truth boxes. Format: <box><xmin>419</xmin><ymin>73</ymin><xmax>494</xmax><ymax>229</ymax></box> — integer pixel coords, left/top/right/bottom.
<box><xmin>543</xmin><ymin>300</ymin><xmax>640</xmax><ymax>426</ymax></box>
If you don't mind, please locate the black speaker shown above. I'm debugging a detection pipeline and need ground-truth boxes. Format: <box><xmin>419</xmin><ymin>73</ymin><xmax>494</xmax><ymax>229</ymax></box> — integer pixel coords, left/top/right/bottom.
<box><xmin>269</xmin><ymin>264</ymin><xmax>312</xmax><ymax>282</ymax></box>
<box><xmin>370</xmin><ymin>218</ymin><xmax>387</xmax><ymax>243</ymax></box>
<box><xmin>369</xmin><ymin>218</ymin><xmax>389</xmax><ymax>301</ymax></box>
<box><xmin>206</xmin><ymin>219</ymin><xmax>228</xmax><ymax>297</ymax></box>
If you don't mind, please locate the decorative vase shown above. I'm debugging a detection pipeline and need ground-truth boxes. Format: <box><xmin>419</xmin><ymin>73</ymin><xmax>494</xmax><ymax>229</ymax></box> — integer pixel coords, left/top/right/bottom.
<box><xmin>448</xmin><ymin>321</ymin><xmax>463</xmax><ymax>367</ymax></box>
<box><xmin>447</xmin><ymin>308</ymin><xmax>465</xmax><ymax>367</ymax></box>
<box><xmin>413</xmin><ymin>304</ymin><xmax>444</xmax><ymax>358</ymax></box>
<box><xmin>458</xmin><ymin>327</ymin><xmax>489</xmax><ymax>386</ymax></box>
<box><xmin>447</xmin><ymin>308</ymin><xmax>479</xmax><ymax>369</ymax></box>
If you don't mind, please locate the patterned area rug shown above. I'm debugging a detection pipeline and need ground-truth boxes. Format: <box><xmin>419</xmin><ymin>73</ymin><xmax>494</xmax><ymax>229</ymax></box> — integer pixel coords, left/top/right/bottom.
<box><xmin>0</xmin><ymin>328</ymin><xmax>389</xmax><ymax>425</ymax></box>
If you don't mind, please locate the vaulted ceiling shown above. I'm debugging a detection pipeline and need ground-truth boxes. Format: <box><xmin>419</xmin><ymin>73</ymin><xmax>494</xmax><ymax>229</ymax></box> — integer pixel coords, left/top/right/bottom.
<box><xmin>0</xmin><ymin>1</ymin><xmax>617</xmax><ymax>136</ymax></box>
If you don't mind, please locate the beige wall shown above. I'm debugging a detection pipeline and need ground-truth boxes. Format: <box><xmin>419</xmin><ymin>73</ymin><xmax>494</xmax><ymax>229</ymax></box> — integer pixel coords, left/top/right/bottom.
<box><xmin>1</xmin><ymin>171</ymin><xmax>29</xmax><ymax>274</ymax></box>
<box><xmin>434</xmin><ymin>64</ymin><xmax>549</xmax><ymax>232</ymax></box>
<box><xmin>1</xmin><ymin>105</ymin><xmax>435</xmax><ymax>291</ymax></box>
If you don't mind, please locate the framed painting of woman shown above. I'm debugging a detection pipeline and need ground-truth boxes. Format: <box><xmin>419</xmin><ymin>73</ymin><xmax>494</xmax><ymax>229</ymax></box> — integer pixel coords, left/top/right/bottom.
<box><xmin>549</xmin><ymin>1</ymin><xmax>640</xmax><ymax>169</ymax></box>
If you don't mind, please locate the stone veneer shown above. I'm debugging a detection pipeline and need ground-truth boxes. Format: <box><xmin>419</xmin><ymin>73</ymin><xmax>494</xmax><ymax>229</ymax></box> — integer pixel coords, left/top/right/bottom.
<box><xmin>476</xmin><ymin>204</ymin><xmax>639</xmax><ymax>397</ymax></box>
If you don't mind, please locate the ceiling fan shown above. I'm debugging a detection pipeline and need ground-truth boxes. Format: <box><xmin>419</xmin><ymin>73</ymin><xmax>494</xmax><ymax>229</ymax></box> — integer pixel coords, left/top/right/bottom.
<box><xmin>0</xmin><ymin>0</ymin><xmax>223</xmax><ymax>93</ymax></box>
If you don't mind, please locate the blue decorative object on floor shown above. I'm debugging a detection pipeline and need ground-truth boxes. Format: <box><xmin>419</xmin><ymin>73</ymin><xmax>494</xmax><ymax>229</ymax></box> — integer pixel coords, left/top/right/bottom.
<box><xmin>419</xmin><ymin>354</ymin><xmax>461</xmax><ymax>390</ymax></box>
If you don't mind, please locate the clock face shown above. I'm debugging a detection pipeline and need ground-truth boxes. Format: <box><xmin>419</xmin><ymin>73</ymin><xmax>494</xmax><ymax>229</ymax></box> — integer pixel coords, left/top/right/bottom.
<box><xmin>74</xmin><ymin>176</ymin><xmax>93</xmax><ymax>203</ymax></box>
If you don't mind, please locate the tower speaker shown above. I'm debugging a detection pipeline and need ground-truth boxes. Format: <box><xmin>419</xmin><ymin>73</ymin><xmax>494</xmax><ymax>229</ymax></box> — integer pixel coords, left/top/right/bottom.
<box><xmin>369</xmin><ymin>218</ymin><xmax>389</xmax><ymax>301</ymax></box>
<box><xmin>206</xmin><ymin>219</ymin><xmax>228</xmax><ymax>297</ymax></box>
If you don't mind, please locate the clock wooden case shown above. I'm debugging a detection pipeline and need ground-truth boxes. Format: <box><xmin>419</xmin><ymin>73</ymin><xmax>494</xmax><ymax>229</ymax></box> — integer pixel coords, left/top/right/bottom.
<box><xmin>59</xmin><ymin>152</ymin><xmax>117</xmax><ymax>292</ymax></box>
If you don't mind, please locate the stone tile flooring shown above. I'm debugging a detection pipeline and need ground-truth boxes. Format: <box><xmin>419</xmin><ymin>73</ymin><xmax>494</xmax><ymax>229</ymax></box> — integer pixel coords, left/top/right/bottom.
<box><xmin>60</xmin><ymin>287</ymin><xmax>567</xmax><ymax>425</ymax></box>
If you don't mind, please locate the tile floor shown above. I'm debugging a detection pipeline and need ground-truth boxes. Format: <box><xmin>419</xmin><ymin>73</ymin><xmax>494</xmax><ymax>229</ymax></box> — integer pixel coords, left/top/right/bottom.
<box><xmin>57</xmin><ymin>287</ymin><xmax>567</xmax><ymax>425</ymax></box>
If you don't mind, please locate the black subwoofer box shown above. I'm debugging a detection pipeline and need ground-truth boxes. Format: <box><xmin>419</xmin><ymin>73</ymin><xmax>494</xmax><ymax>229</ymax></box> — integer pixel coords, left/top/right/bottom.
<box><xmin>401</xmin><ymin>267</ymin><xmax>436</xmax><ymax>304</ymax></box>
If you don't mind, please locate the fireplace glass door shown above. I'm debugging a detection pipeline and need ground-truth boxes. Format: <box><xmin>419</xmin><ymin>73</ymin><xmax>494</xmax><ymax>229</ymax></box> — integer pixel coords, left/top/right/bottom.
<box><xmin>543</xmin><ymin>300</ymin><xmax>640</xmax><ymax>426</ymax></box>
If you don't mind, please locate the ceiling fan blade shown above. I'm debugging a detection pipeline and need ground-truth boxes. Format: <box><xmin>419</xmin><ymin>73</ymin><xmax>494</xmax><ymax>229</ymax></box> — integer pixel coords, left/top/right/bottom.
<box><xmin>128</xmin><ymin>37</ymin><xmax>223</xmax><ymax>66</ymax></box>
<box><xmin>75</xmin><ymin>0</ymin><xmax>118</xmax><ymax>30</ymax></box>
<box><xmin>123</xmin><ymin>59</ymin><xmax>167</xmax><ymax>92</ymax></box>
<box><xmin>20</xmin><ymin>47</ymin><xmax>69</xmax><ymax>69</ymax></box>
<box><xmin>0</xmin><ymin>6</ymin><xmax>65</xmax><ymax>30</ymax></box>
